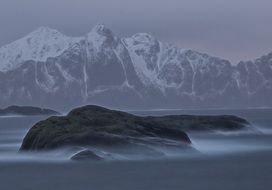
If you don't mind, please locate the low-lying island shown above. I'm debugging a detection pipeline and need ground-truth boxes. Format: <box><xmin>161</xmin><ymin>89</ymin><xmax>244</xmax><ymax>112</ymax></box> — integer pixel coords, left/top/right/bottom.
<box><xmin>0</xmin><ymin>105</ymin><xmax>60</xmax><ymax>116</ymax></box>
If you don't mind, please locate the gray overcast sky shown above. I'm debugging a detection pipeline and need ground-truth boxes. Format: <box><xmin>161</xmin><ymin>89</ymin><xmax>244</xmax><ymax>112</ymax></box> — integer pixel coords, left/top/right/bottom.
<box><xmin>0</xmin><ymin>0</ymin><xmax>272</xmax><ymax>63</ymax></box>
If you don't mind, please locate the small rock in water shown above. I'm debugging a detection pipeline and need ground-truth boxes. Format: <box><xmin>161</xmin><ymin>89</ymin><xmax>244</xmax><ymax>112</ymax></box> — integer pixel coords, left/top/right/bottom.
<box><xmin>71</xmin><ymin>150</ymin><xmax>103</xmax><ymax>161</ymax></box>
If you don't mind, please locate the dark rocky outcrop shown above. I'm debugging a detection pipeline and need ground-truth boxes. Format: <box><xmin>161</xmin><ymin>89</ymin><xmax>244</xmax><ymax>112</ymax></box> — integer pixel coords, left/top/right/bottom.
<box><xmin>20</xmin><ymin>105</ymin><xmax>250</xmax><ymax>151</ymax></box>
<box><xmin>0</xmin><ymin>105</ymin><xmax>60</xmax><ymax>116</ymax></box>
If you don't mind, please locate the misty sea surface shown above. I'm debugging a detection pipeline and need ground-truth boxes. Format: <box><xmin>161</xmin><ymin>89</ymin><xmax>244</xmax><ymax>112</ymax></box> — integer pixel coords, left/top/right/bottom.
<box><xmin>0</xmin><ymin>109</ymin><xmax>272</xmax><ymax>190</ymax></box>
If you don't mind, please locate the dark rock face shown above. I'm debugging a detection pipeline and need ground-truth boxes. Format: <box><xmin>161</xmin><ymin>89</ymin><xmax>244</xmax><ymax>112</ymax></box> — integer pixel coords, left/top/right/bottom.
<box><xmin>71</xmin><ymin>150</ymin><xmax>103</xmax><ymax>161</ymax></box>
<box><xmin>0</xmin><ymin>105</ymin><xmax>60</xmax><ymax>116</ymax></box>
<box><xmin>20</xmin><ymin>105</ymin><xmax>250</xmax><ymax>151</ymax></box>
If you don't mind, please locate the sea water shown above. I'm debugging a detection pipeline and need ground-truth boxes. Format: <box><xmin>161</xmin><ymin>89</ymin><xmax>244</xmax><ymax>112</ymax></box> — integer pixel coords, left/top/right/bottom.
<box><xmin>0</xmin><ymin>109</ymin><xmax>272</xmax><ymax>190</ymax></box>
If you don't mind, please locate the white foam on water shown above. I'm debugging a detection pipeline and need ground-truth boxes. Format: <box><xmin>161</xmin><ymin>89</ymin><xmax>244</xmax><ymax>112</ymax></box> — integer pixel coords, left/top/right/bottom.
<box><xmin>190</xmin><ymin>133</ymin><xmax>272</xmax><ymax>155</ymax></box>
<box><xmin>257</xmin><ymin>127</ymin><xmax>272</xmax><ymax>135</ymax></box>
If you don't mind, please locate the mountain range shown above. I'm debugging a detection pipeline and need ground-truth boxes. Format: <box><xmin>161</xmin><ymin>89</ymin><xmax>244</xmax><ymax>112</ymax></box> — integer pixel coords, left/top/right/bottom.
<box><xmin>0</xmin><ymin>25</ymin><xmax>271</xmax><ymax>111</ymax></box>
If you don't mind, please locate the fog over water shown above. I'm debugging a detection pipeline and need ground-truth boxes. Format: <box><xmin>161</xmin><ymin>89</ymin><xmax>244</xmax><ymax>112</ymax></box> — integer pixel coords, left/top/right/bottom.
<box><xmin>0</xmin><ymin>109</ymin><xmax>272</xmax><ymax>161</ymax></box>
<box><xmin>0</xmin><ymin>109</ymin><xmax>272</xmax><ymax>190</ymax></box>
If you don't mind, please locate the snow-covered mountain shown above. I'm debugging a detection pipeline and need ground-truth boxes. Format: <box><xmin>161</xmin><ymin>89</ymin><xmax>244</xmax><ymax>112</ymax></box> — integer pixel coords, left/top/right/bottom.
<box><xmin>0</xmin><ymin>27</ymin><xmax>82</xmax><ymax>72</ymax></box>
<box><xmin>0</xmin><ymin>24</ymin><xmax>271</xmax><ymax>111</ymax></box>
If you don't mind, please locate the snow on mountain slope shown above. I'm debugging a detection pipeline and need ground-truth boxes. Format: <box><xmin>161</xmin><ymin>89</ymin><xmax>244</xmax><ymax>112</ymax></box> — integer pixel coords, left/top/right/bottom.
<box><xmin>123</xmin><ymin>33</ymin><xmax>231</xmax><ymax>93</ymax></box>
<box><xmin>86</xmin><ymin>24</ymin><xmax>118</xmax><ymax>52</ymax></box>
<box><xmin>0</xmin><ymin>24</ymin><xmax>271</xmax><ymax>110</ymax></box>
<box><xmin>0</xmin><ymin>27</ymin><xmax>82</xmax><ymax>72</ymax></box>
<box><xmin>123</xmin><ymin>33</ymin><xmax>161</xmax><ymax>86</ymax></box>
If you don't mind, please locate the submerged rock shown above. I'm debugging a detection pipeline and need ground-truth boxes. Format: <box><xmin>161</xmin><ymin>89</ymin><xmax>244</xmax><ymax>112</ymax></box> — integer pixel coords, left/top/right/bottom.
<box><xmin>71</xmin><ymin>150</ymin><xmax>103</xmax><ymax>161</ymax></box>
<box><xmin>20</xmin><ymin>105</ymin><xmax>250</xmax><ymax>151</ymax></box>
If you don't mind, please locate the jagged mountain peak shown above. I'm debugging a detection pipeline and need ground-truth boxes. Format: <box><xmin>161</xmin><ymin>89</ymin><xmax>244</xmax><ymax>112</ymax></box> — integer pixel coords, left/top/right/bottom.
<box><xmin>255</xmin><ymin>52</ymin><xmax>272</xmax><ymax>62</ymax></box>
<box><xmin>125</xmin><ymin>33</ymin><xmax>159</xmax><ymax>49</ymax></box>
<box><xmin>91</xmin><ymin>24</ymin><xmax>113</xmax><ymax>34</ymax></box>
<box><xmin>124</xmin><ymin>33</ymin><xmax>161</xmax><ymax>58</ymax></box>
<box><xmin>87</xmin><ymin>24</ymin><xmax>116</xmax><ymax>39</ymax></box>
<box><xmin>19</xmin><ymin>26</ymin><xmax>72</xmax><ymax>46</ymax></box>
<box><xmin>130</xmin><ymin>33</ymin><xmax>158</xmax><ymax>44</ymax></box>
<box><xmin>86</xmin><ymin>24</ymin><xmax>118</xmax><ymax>50</ymax></box>
<box><xmin>29</xmin><ymin>26</ymin><xmax>63</xmax><ymax>36</ymax></box>
<box><xmin>0</xmin><ymin>27</ymin><xmax>81</xmax><ymax>72</ymax></box>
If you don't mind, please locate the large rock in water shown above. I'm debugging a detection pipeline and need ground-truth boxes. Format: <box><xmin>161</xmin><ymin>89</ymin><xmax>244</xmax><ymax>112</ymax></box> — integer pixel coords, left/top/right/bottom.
<box><xmin>20</xmin><ymin>105</ymin><xmax>250</xmax><ymax>151</ymax></box>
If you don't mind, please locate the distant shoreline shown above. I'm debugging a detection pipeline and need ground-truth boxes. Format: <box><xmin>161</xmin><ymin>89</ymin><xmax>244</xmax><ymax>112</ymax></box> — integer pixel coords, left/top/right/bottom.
<box><xmin>0</xmin><ymin>106</ymin><xmax>60</xmax><ymax>117</ymax></box>
<box><xmin>126</xmin><ymin>107</ymin><xmax>272</xmax><ymax>112</ymax></box>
